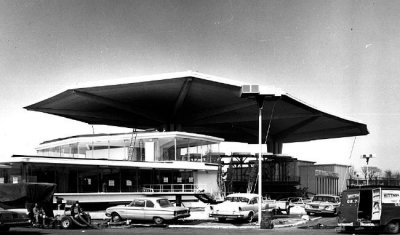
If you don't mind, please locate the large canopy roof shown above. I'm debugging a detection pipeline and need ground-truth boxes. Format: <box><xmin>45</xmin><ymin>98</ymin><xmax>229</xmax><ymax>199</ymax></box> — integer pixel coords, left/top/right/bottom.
<box><xmin>25</xmin><ymin>71</ymin><xmax>368</xmax><ymax>145</ymax></box>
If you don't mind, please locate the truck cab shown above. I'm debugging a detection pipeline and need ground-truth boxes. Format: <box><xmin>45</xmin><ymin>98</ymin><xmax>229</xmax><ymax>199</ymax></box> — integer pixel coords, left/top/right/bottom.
<box><xmin>338</xmin><ymin>187</ymin><xmax>400</xmax><ymax>234</ymax></box>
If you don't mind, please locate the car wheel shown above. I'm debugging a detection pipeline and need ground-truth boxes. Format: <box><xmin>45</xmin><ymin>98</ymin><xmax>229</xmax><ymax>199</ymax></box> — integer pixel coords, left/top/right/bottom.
<box><xmin>61</xmin><ymin>216</ymin><xmax>73</xmax><ymax>229</ymax></box>
<box><xmin>385</xmin><ymin>222</ymin><xmax>400</xmax><ymax>234</ymax></box>
<box><xmin>247</xmin><ymin>212</ymin><xmax>254</xmax><ymax>223</ymax></box>
<box><xmin>153</xmin><ymin>217</ymin><xmax>164</xmax><ymax>225</ymax></box>
<box><xmin>218</xmin><ymin>217</ymin><xmax>226</xmax><ymax>222</ymax></box>
<box><xmin>111</xmin><ymin>212</ymin><xmax>122</xmax><ymax>222</ymax></box>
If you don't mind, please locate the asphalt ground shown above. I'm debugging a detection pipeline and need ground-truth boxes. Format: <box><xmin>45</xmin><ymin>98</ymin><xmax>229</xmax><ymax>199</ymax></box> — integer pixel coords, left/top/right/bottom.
<box><xmin>89</xmin><ymin>208</ymin><xmax>325</xmax><ymax>229</ymax></box>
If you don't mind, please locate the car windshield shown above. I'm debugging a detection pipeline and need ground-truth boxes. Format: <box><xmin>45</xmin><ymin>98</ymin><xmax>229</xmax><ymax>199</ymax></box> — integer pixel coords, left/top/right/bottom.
<box><xmin>225</xmin><ymin>196</ymin><xmax>249</xmax><ymax>203</ymax></box>
<box><xmin>312</xmin><ymin>196</ymin><xmax>337</xmax><ymax>203</ymax></box>
<box><xmin>157</xmin><ymin>199</ymin><xmax>173</xmax><ymax>208</ymax></box>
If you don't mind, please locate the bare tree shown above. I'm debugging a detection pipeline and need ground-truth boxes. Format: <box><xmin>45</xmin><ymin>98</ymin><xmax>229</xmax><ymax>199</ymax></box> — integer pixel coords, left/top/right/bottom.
<box><xmin>384</xmin><ymin>169</ymin><xmax>393</xmax><ymax>179</ymax></box>
<box><xmin>361</xmin><ymin>166</ymin><xmax>381</xmax><ymax>180</ymax></box>
<box><xmin>394</xmin><ymin>171</ymin><xmax>400</xmax><ymax>180</ymax></box>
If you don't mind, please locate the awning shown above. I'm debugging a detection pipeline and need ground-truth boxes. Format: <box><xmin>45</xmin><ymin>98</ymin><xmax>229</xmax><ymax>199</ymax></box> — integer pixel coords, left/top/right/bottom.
<box><xmin>25</xmin><ymin>71</ymin><xmax>368</xmax><ymax>146</ymax></box>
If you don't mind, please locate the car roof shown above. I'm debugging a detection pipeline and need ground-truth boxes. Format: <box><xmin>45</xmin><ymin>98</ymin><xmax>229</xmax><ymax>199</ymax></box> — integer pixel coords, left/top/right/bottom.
<box><xmin>314</xmin><ymin>194</ymin><xmax>339</xmax><ymax>197</ymax></box>
<box><xmin>226</xmin><ymin>193</ymin><xmax>258</xmax><ymax>198</ymax></box>
<box><xmin>132</xmin><ymin>197</ymin><xmax>168</xmax><ymax>201</ymax></box>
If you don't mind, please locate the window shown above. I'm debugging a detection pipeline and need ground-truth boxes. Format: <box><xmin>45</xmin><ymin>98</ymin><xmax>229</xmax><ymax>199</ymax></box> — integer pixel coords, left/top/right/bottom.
<box><xmin>226</xmin><ymin>197</ymin><xmax>249</xmax><ymax>203</ymax></box>
<box><xmin>157</xmin><ymin>199</ymin><xmax>173</xmax><ymax>208</ymax></box>
<box><xmin>249</xmin><ymin>197</ymin><xmax>258</xmax><ymax>204</ymax></box>
<box><xmin>146</xmin><ymin>200</ymin><xmax>155</xmax><ymax>208</ymax></box>
<box><xmin>133</xmin><ymin>200</ymin><xmax>145</xmax><ymax>207</ymax></box>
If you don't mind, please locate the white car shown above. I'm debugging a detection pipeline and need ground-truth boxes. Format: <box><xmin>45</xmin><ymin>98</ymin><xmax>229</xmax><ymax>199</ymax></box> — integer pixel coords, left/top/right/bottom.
<box><xmin>209</xmin><ymin>193</ymin><xmax>265</xmax><ymax>223</ymax></box>
<box><xmin>305</xmin><ymin>194</ymin><xmax>340</xmax><ymax>215</ymax></box>
<box><xmin>105</xmin><ymin>197</ymin><xmax>190</xmax><ymax>224</ymax></box>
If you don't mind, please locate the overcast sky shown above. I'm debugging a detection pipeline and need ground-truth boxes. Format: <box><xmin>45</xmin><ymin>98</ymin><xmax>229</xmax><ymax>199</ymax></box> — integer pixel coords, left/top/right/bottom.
<box><xmin>1</xmin><ymin>0</ymin><xmax>399</xmax><ymax>172</ymax></box>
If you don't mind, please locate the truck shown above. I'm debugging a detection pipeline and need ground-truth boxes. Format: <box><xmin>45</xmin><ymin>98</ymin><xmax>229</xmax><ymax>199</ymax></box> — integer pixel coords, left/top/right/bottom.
<box><xmin>338</xmin><ymin>187</ymin><xmax>400</xmax><ymax>234</ymax></box>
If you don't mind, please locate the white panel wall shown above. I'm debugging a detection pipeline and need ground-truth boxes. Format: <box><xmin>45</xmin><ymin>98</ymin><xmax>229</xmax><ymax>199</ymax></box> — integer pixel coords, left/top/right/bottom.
<box><xmin>85</xmin><ymin>147</ymin><xmax>128</xmax><ymax>160</ymax></box>
<box><xmin>145</xmin><ymin>142</ymin><xmax>155</xmax><ymax>161</ymax></box>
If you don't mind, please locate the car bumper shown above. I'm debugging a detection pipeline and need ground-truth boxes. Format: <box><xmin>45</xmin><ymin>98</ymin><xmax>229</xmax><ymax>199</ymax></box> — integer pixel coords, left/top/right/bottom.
<box><xmin>209</xmin><ymin>213</ymin><xmax>247</xmax><ymax>219</ymax></box>
<box><xmin>174</xmin><ymin>213</ymin><xmax>190</xmax><ymax>219</ymax></box>
<box><xmin>338</xmin><ymin>222</ymin><xmax>378</xmax><ymax>227</ymax></box>
<box><xmin>305</xmin><ymin>209</ymin><xmax>336</xmax><ymax>214</ymax></box>
<box><xmin>0</xmin><ymin>220</ymin><xmax>31</xmax><ymax>227</ymax></box>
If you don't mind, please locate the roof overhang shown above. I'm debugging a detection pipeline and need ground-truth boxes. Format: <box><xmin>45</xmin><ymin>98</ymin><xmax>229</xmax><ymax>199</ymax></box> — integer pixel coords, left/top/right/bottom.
<box><xmin>25</xmin><ymin>71</ymin><xmax>369</xmax><ymax>144</ymax></box>
<box><xmin>6</xmin><ymin>155</ymin><xmax>218</xmax><ymax>171</ymax></box>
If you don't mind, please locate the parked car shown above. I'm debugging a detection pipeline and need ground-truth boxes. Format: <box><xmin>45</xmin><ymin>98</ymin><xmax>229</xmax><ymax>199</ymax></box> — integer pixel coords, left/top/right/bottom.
<box><xmin>209</xmin><ymin>193</ymin><xmax>266</xmax><ymax>222</ymax></box>
<box><xmin>304</xmin><ymin>194</ymin><xmax>340</xmax><ymax>216</ymax></box>
<box><xmin>279</xmin><ymin>197</ymin><xmax>308</xmax><ymax>208</ymax></box>
<box><xmin>0</xmin><ymin>207</ymin><xmax>31</xmax><ymax>231</ymax></box>
<box><xmin>105</xmin><ymin>197</ymin><xmax>190</xmax><ymax>224</ymax></box>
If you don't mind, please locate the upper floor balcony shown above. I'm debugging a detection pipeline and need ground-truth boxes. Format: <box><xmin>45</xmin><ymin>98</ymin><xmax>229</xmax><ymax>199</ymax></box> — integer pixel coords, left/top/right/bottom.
<box><xmin>35</xmin><ymin>131</ymin><xmax>225</xmax><ymax>163</ymax></box>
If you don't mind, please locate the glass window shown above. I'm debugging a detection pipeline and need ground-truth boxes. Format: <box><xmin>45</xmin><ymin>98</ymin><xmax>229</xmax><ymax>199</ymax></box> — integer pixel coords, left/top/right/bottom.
<box><xmin>249</xmin><ymin>197</ymin><xmax>258</xmax><ymax>204</ymax></box>
<box><xmin>157</xmin><ymin>199</ymin><xmax>172</xmax><ymax>208</ymax></box>
<box><xmin>146</xmin><ymin>200</ymin><xmax>155</xmax><ymax>208</ymax></box>
<box><xmin>226</xmin><ymin>197</ymin><xmax>249</xmax><ymax>203</ymax></box>
<box><xmin>133</xmin><ymin>200</ymin><xmax>145</xmax><ymax>207</ymax></box>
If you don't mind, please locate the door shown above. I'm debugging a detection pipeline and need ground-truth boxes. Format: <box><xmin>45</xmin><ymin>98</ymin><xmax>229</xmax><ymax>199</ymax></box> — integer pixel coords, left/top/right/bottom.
<box><xmin>371</xmin><ymin>188</ymin><xmax>382</xmax><ymax>220</ymax></box>
<box><xmin>125</xmin><ymin>199</ymin><xmax>145</xmax><ymax>220</ymax></box>
<box><xmin>338</xmin><ymin>190</ymin><xmax>360</xmax><ymax>223</ymax></box>
<box><xmin>143</xmin><ymin>199</ymin><xmax>157</xmax><ymax>220</ymax></box>
<box><xmin>248</xmin><ymin>197</ymin><xmax>258</xmax><ymax>213</ymax></box>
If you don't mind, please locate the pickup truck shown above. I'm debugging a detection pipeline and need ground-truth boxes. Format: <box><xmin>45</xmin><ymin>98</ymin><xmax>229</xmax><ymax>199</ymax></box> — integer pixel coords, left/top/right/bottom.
<box><xmin>264</xmin><ymin>199</ymin><xmax>291</xmax><ymax>215</ymax></box>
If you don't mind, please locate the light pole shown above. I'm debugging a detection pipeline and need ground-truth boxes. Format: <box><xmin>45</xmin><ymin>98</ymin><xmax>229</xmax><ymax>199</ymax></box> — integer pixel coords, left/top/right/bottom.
<box><xmin>256</xmin><ymin>95</ymin><xmax>264</xmax><ymax>226</ymax></box>
<box><xmin>240</xmin><ymin>85</ymin><xmax>265</xmax><ymax>226</ymax></box>
<box><xmin>362</xmin><ymin>154</ymin><xmax>373</xmax><ymax>185</ymax></box>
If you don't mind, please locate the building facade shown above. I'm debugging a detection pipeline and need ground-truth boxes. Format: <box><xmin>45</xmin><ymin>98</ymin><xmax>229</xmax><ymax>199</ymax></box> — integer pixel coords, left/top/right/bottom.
<box><xmin>299</xmin><ymin>164</ymin><xmax>350</xmax><ymax>196</ymax></box>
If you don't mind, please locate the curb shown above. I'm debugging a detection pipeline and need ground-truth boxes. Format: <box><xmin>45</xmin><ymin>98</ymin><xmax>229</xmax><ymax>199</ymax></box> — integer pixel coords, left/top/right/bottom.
<box><xmin>96</xmin><ymin>216</ymin><xmax>323</xmax><ymax>230</ymax></box>
<box><xmin>169</xmin><ymin>217</ymin><xmax>323</xmax><ymax>229</ymax></box>
<box><xmin>274</xmin><ymin>216</ymin><xmax>322</xmax><ymax>228</ymax></box>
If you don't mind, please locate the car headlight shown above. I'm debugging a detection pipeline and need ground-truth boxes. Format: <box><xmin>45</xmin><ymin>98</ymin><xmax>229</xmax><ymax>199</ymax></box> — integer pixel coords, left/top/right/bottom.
<box><xmin>305</xmin><ymin>205</ymin><xmax>311</xmax><ymax>209</ymax></box>
<box><xmin>325</xmin><ymin>205</ymin><xmax>334</xmax><ymax>210</ymax></box>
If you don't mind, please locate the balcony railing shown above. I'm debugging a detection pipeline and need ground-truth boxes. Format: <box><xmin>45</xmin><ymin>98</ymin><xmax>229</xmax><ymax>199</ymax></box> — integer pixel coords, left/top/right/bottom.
<box><xmin>142</xmin><ymin>184</ymin><xmax>208</xmax><ymax>193</ymax></box>
<box><xmin>347</xmin><ymin>178</ymin><xmax>400</xmax><ymax>187</ymax></box>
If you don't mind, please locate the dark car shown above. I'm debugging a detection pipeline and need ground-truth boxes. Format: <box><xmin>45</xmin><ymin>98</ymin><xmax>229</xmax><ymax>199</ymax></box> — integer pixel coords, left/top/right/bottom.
<box><xmin>0</xmin><ymin>208</ymin><xmax>31</xmax><ymax>231</ymax></box>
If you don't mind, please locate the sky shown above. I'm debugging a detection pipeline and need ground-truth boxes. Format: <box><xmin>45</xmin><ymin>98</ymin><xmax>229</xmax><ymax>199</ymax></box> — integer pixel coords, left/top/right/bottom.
<box><xmin>1</xmin><ymin>0</ymin><xmax>400</xmax><ymax>173</ymax></box>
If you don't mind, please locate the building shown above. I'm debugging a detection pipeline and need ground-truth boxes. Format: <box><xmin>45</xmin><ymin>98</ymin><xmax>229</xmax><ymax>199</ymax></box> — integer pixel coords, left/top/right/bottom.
<box><xmin>0</xmin><ymin>131</ymin><xmax>225</xmax><ymax>207</ymax></box>
<box><xmin>299</xmin><ymin>164</ymin><xmax>350</xmax><ymax>196</ymax></box>
<box><xmin>1</xmin><ymin>71</ymin><xmax>369</xmax><ymax>206</ymax></box>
